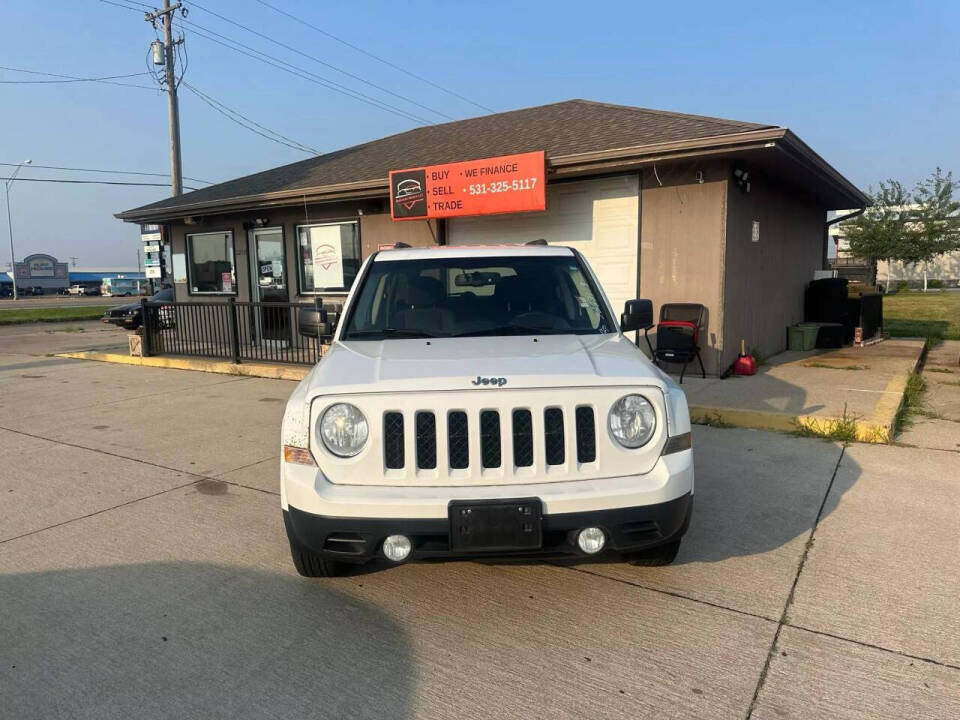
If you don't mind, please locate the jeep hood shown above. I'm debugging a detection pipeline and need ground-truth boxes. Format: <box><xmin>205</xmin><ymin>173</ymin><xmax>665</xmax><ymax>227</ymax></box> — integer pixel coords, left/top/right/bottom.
<box><xmin>302</xmin><ymin>334</ymin><xmax>670</xmax><ymax>397</ymax></box>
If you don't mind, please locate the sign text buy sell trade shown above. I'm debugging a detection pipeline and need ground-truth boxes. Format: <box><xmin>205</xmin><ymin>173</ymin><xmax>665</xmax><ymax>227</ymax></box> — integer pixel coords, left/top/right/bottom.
<box><xmin>390</xmin><ymin>151</ymin><xmax>546</xmax><ymax>220</ymax></box>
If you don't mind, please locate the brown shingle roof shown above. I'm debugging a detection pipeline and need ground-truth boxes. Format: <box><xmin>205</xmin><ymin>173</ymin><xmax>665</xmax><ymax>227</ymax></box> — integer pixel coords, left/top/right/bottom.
<box><xmin>121</xmin><ymin>99</ymin><xmax>774</xmax><ymax>216</ymax></box>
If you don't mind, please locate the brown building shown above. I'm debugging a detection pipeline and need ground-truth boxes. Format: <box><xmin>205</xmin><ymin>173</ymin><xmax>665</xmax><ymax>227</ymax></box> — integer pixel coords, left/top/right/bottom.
<box><xmin>117</xmin><ymin>100</ymin><xmax>867</xmax><ymax>373</ymax></box>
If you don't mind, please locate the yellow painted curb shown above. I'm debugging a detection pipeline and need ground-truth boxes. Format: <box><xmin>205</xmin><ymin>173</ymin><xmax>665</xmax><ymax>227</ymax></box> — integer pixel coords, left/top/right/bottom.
<box><xmin>56</xmin><ymin>350</ymin><xmax>309</xmax><ymax>381</ymax></box>
<box><xmin>690</xmin><ymin>405</ymin><xmax>891</xmax><ymax>443</ymax></box>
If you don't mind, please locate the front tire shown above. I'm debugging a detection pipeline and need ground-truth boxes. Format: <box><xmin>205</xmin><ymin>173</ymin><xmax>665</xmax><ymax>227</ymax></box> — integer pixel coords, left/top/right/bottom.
<box><xmin>623</xmin><ymin>540</ymin><xmax>681</xmax><ymax>566</ymax></box>
<box><xmin>284</xmin><ymin>513</ymin><xmax>351</xmax><ymax>577</ymax></box>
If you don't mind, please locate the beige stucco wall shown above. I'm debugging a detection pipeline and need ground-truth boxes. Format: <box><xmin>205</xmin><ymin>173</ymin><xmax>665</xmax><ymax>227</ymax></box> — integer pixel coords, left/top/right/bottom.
<box><xmin>877</xmin><ymin>252</ymin><xmax>960</xmax><ymax>287</ymax></box>
<box><xmin>166</xmin><ymin>204</ymin><xmax>435</xmax><ymax>306</ymax></box>
<box><xmin>639</xmin><ymin>161</ymin><xmax>728</xmax><ymax>373</ymax></box>
<box><xmin>722</xmin><ymin>170</ymin><xmax>825</xmax><ymax>368</ymax></box>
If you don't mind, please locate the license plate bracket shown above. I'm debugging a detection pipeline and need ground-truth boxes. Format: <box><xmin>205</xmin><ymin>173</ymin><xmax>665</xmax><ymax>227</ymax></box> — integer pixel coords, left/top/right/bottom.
<box><xmin>449</xmin><ymin>498</ymin><xmax>543</xmax><ymax>552</ymax></box>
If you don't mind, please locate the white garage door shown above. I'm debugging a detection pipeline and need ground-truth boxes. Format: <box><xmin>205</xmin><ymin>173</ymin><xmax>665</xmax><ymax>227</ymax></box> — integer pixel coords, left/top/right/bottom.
<box><xmin>447</xmin><ymin>175</ymin><xmax>639</xmax><ymax>315</ymax></box>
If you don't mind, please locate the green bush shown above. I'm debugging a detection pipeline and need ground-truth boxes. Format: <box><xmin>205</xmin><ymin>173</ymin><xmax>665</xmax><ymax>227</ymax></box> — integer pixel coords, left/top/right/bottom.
<box><xmin>895</xmin><ymin>281</ymin><xmax>910</xmax><ymax>293</ymax></box>
<box><xmin>927</xmin><ymin>279</ymin><xmax>943</xmax><ymax>289</ymax></box>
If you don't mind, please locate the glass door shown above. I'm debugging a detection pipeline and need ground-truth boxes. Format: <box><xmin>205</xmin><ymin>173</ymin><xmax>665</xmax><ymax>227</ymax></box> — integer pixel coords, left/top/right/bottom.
<box><xmin>249</xmin><ymin>228</ymin><xmax>289</xmax><ymax>343</ymax></box>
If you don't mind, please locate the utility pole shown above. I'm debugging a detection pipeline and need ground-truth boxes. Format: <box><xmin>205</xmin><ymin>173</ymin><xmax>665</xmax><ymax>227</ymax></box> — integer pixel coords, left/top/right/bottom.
<box><xmin>146</xmin><ymin>1</ymin><xmax>184</xmax><ymax>196</ymax></box>
<box><xmin>5</xmin><ymin>159</ymin><xmax>31</xmax><ymax>301</ymax></box>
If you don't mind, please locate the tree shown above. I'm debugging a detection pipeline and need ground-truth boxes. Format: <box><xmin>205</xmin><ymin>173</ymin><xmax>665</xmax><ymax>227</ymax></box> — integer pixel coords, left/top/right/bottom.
<box><xmin>845</xmin><ymin>169</ymin><xmax>959</xmax><ymax>291</ymax></box>
<box><xmin>844</xmin><ymin>180</ymin><xmax>915</xmax><ymax>290</ymax></box>
<box><xmin>912</xmin><ymin>167</ymin><xmax>960</xmax><ymax>291</ymax></box>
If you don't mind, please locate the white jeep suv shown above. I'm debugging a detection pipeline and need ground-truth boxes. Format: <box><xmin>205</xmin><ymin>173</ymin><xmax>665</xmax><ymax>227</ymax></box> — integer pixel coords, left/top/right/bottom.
<box><xmin>281</xmin><ymin>244</ymin><xmax>693</xmax><ymax>576</ymax></box>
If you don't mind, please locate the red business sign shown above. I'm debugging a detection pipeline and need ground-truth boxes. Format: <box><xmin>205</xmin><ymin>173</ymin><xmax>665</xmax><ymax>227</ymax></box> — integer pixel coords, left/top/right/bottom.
<box><xmin>389</xmin><ymin>151</ymin><xmax>546</xmax><ymax>221</ymax></box>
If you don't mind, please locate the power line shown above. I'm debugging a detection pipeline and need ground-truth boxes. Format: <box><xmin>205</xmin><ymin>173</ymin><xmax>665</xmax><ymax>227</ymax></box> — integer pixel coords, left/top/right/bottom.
<box><xmin>188</xmin><ymin>0</ymin><xmax>455</xmax><ymax>121</ymax></box>
<box><xmin>181</xmin><ymin>81</ymin><xmax>320</xmax><ymax>155</ymax></box>
<box><xmin>0</xmin><ymin>177</ymin><xmax>200</xmax><ymax>190</ymax></box>
<box><xmin>253</xmin><ymin>0</ymin><xmax>495</xmax><ymax>114</ymax></box>
<box><xmin>0</xmin><ymin>162</ymin><xmax>212</xmax><ymax>185</ymax></box>
<box><xmin>178</xmin><ymin>18</ymin><xmax>435</xmax><ymax>125</ymax></box>
<box><xmin>98</xmin><ymin>0</ymin><xmax>437</xmax><ymax>125</ymax></box>
<box><xmin>0</xmin><ymin>65</ymin><xmax>157</xmax><ymax>91</ymax></box>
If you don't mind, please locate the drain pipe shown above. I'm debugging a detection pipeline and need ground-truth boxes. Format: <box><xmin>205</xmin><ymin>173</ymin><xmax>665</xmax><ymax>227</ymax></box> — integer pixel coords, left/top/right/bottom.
<box><xmin>823</xmin><ymin>207</ymin><xmax>866</xmax><ymax>271</ymax></box>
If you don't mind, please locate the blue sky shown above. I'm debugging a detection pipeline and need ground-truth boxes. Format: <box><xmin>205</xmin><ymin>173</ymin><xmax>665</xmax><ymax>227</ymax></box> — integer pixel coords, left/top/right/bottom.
<box><xmin>2</xmin><ymin>0</ymin><xmax>957</xmax><ymax>266</ymax></box>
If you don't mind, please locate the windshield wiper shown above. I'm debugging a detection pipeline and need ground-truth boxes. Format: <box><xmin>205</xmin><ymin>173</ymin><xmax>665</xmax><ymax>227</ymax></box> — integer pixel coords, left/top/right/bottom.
<box><xmin>454</xmin><ymin>324</ymin><xmax>565</xmax><ymax>337</ymax></box>
<box><xmin>345</xmin><ymin>328</ymin><xmax>440</xmax><ymax>339</ymax></box>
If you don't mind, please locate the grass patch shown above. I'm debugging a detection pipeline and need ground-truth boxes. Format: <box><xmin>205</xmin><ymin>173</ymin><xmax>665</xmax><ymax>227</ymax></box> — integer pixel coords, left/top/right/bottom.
<box><xmin>802</xmin><ymin>362</ymin><xmax>869</xmax><ymax>371</ymax></box>
<box><xmin>0</xmin><ymin>306</ymin><xmax>109</xmax><ymax>325</ymax></box>
<box><xmin>692</xmin><ymin>410</ymin><xmax>732</xmax><ymax>428</ymax></box>
<box><xmin>883</xmin><ymin>292</ymin><xmax>960</xmax><ymax>342</ymax></box>
<box><xmin>894</xmin><ymin>371</ymin><xmax>927</xmax><ymax>432</ymax></box>
<box><xmin>793</xmin><ymin>405</ymin><xmax>860</xmax><ymax>443</ymax></box>
<box><xmin>45</xmin><ymin>325</ymin><xmax>87</xmax><ymax>334</ymax></box>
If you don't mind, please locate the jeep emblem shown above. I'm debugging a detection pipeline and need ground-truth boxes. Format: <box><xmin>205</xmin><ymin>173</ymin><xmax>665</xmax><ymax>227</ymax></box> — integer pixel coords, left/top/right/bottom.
<box><xmin>472</xmin><ymin>376</ymin><xmax>507</xmax><ymax>387</ymax></box>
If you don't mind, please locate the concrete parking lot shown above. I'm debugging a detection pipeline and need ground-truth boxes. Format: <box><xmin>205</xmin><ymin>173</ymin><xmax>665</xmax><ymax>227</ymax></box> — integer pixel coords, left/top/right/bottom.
<box><xmin>1</xmin><ymin>321</ymin><xmax>958</xmax><ymax>719</ymax></box>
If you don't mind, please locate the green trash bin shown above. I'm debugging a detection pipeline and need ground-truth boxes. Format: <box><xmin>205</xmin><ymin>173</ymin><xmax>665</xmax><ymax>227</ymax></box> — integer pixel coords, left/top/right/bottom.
<box><xmin>788</xmin><ymin>324</ymin><xmax>819</xmax><ymax>351</ymax></box>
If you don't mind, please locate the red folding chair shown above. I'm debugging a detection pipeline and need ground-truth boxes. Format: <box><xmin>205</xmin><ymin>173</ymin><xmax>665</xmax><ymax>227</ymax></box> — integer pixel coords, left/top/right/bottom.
<box><xmin>653</xmin><ymin>303</ymin><xmax>706</xmax><ymax>383</ymax></box>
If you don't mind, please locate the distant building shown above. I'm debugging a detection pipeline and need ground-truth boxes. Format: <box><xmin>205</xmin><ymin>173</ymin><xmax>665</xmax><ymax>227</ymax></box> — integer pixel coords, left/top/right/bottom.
<box><xmin>1</xmin><ymin>253</ymin><xmax>143</xmax><ymax>293</ymax></box>
<box><xmin>830</xmin><ymin>207</ymin><xmax>960</xmax><ymax>288</ymax></box>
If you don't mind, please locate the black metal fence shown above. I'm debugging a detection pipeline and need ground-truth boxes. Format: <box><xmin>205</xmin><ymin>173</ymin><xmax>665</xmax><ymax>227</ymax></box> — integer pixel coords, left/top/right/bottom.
<box><xmin>142</xmin><ymin>298</ymin><xmax>335</xmax><ymax>365</ymax></box>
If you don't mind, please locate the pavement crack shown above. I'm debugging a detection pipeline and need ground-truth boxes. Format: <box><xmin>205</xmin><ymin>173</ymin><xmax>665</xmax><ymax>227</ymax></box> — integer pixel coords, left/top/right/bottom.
<box><xmin>551</xmin><ymin>563</ymin><xmax>779</xmax><ymax>625</ymax></box>
<box><xmin>0</xmin><ymin>425</ymin><xmax>280</xmax><ymax>542</ymax></box>
<box><xmin>0</xmin><ymin>480</ymin><xmax>199</xmax><ymax>546</ymax></box>
<box><xmin>784</xmin><ymin>622</ymin><xmax>960</xmax><ymax>672</ymax></box>
<box><xmin>744</xmin><ymin>444</ymin><xmax>847</xmax><ymax>719</ymax></box>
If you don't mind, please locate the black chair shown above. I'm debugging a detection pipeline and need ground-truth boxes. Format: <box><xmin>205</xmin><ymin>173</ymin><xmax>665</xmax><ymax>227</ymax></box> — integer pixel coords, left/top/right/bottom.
<box><xmin>653</xmin><ymin>303</ymin><xmax>706</xmax><ymax>383</ymax></box>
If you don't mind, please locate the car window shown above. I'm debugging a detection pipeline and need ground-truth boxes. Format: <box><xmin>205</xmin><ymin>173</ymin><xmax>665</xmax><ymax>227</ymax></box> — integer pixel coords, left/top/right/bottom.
<box><xmin>343</xmin><ymin>255</ymin><xmax>614</xmax><ymax>340</ymax></box>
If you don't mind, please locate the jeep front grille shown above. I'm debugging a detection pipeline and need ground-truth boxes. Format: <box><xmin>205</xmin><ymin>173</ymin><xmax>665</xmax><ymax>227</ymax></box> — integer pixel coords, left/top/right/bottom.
<box><xmin>575</xmin><ymin>406</ymin><xmax>596</xmax><ymax>463</ymax></box>
<box><xmin>479</xmin><ymin>410</ymin><xmax>502</xmax><ymax>469</ymax></box>
<box><xmin>380</xmin><ymin>405</ymin><xmax>598</xmax><ymax>474</ymax></box>
<box><xmin>415</xmin><ymin>411</ymin><xmax>437</xmax><ymax>469</ymax></box>
<box><xmin>447</xmin><ymin>411</ymin><xmax>469</xmax><ymax>470</ymax></box>
<box><xmin>512</xmin><ymin>409</ymin><xmax>533</xmax><ymax>467</ymax></box>
<box><xmin>384</xmin><ymin>411</ymin><xmax>404</xmax><ymax>469</ymax></box>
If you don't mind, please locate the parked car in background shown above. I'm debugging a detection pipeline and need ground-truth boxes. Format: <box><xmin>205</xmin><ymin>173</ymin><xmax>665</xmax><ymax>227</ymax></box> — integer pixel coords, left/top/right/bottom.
<box><xmin>57</xmin><ymin>287</ymin><xmax>72</xmax><ymax>296</ymax></box>
<box><xmin>84</xmin><ymin>286</ymin><xmax>101</xmax><ymax>296</ymax></box>
<box><xmin>20</xmin><ymin>286</ymin><xmax>45</xmax><ymax>296</ymax></box>
<box><xmin>67</xmin><ymin>285</ymin><xmax>86</xmax><ymax>295</ymax></box>
<box><xmin>103</xmin><ymin>287</ymin><xmax>174</xmax><ymax>330</ymax></box>
<box><xmin>0</xmin><ymin>286</ymin><xmax>12</xmax><ymax>298</ymax></box>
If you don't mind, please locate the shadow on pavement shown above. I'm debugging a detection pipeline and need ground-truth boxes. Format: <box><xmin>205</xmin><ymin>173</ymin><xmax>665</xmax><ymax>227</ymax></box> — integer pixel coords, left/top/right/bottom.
<box><xmin>672</xmin><ymin>431</ymin><xmax>860</xmax><ymax>565</ymax></box>
<box><xmin>0</xmin><ymin>562</ymin><xmax>413</xmax><ymax>720</ymax></box>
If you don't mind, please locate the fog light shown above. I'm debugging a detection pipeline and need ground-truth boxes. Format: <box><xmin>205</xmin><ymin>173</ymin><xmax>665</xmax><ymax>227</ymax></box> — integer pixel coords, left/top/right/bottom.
<box><xmin>382</xmin><ymin>534</ymin><xmax>412</xmax><ymax>562</ymax></box>
<box><xmin>577</xmin><ymin>527</ymin><xmax>606</xmax><ymax>554</ymax></box>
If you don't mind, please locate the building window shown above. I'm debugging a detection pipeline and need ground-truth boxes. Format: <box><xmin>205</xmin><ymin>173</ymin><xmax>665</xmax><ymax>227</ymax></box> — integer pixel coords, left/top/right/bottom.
<box><xmin>296</xmin><ymin>221</ymin><xmax>360</xmax><ymax>294</ymax></box>
<box><xmin>187</xmin><ymin>231</ymin><xmax>236</xmax><ymax>294</ymax></box>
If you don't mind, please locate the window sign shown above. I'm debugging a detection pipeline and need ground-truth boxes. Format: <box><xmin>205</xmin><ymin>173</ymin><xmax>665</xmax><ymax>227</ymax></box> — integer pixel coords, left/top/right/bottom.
<box><xmin>310</xmin><ymin>226</ymin><xmax>344</xmax><ymax>289</ymax></box>
<box><xmin>297</xmin><ymin>221</ymin><xmax>360</xmax><ymax>294</ymax></box>
<box><xmin>172</xmin><ymin>253</ymin><xmax>188</xmax><ymax>283</ymax></box>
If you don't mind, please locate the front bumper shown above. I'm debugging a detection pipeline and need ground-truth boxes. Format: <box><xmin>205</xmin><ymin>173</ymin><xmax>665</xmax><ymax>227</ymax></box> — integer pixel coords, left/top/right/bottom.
<box><xmin>284</xmin><ymin>492</ymin><xmax>692</xmax><ymax>563</ymax></box>
<box><xmin>282</xmin><ymin>449</ymin><xmax>694</xmax><ymax>562</ymax></box>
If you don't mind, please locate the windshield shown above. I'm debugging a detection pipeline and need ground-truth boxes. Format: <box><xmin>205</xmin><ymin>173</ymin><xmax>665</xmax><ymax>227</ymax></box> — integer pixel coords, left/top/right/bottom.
<box><xmin>341</xmin><ymin>255</ymin><xmax>615</xmax><ymax>340</ymax></box>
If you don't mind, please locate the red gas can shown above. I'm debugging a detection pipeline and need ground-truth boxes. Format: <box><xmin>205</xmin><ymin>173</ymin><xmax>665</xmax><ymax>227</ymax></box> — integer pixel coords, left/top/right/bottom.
<box><xmin>733</xmin><ymin>340</ymin><xmax>757</xmax><ymax>376</ymax></box>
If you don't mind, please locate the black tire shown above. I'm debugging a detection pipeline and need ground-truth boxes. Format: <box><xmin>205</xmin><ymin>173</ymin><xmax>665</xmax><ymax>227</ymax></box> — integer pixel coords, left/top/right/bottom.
<box><xmin>623</xmin><ymin>540</ymin><xmax>681</xmax><ymax>567</ymax></box>
<box><xmin>284</xmin><ymin>515</ymin><xmax>351</xmax><ymax>578</ymax></box>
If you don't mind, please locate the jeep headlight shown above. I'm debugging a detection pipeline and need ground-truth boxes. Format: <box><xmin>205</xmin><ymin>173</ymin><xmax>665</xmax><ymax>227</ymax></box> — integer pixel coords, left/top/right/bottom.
<box><xmin>319</xmin><ymin>403</ymin><xmax>368</xmax><ymax>457</ymax></box>
<box><xmin>608</xmin><ymin>394</ymin><xmax>657</xmax><ymax>448</ymax></box>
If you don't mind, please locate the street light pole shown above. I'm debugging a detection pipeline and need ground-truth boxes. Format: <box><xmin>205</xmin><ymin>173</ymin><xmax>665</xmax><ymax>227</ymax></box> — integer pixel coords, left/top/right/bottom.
<box><xmin>4</xmin><ymin>159</ymin><xmax>31</xmax><ymax>301</ymax></box>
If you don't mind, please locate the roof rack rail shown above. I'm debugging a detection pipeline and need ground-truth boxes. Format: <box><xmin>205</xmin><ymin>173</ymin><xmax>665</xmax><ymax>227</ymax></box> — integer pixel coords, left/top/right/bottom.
<box><xmin>393</xmin><ymin>242</ymin><xmax>411</xmax><ymax>248</ymax></box>
<box><xmin>525</xmin><ymin>238</ymin><xmax>548</xmax><ymax>246</ymax></box>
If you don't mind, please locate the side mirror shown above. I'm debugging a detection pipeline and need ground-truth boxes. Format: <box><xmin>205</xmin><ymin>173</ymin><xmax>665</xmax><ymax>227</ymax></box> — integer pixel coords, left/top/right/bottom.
<box><xmin>621</xmin><ymin>299</ymin><xmax>653</xmax><ymax>332</ymax></box>
<box><xmin>299</xmin><ymin>308</ymin><xmax>331</xmax><ymax>338</ymax></box>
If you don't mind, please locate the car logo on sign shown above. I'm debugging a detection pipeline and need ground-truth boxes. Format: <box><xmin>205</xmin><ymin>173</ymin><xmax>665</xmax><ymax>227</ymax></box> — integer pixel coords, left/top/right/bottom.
<box><xmin>395</xmin><ymin>179</ymin><xmax>425</xmax><ymax>210</ymax></box>
<box><xmin>472</xmin><ymin>376</ymin><xmax>507</xmax><ymax>387</ymax></box>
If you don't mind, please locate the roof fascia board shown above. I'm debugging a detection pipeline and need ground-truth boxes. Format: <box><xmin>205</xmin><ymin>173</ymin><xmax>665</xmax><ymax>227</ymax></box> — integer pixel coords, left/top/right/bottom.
<box><xmin>776</xmin><ymin>130</ymin><xmax>869</xmax><ymax>207</ymax></box>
